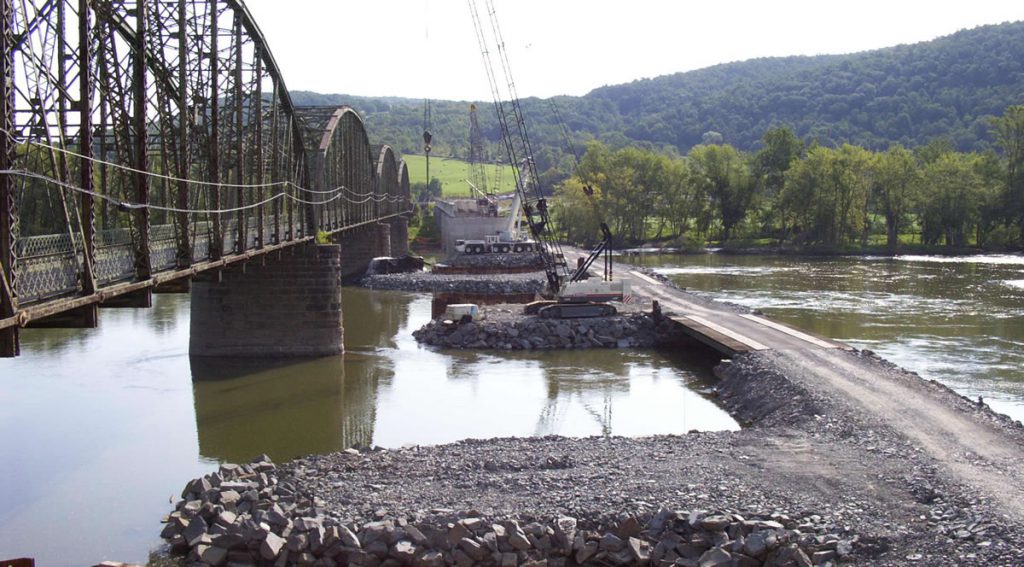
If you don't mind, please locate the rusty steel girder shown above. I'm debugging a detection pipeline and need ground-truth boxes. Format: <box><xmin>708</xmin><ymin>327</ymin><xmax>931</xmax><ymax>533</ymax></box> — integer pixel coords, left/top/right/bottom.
<box><xmin>0</xmin><ymin>0</ymin><xmax>414</xmax><ymax>357</ymax></box>
<box><xmin>0</xmin><ymin>0</ymin><xmax>315</xmax><ymax>356</ymax></box>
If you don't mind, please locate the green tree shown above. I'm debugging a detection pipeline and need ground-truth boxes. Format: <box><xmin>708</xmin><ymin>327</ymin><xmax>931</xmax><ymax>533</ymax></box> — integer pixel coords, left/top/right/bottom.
<box><xmin>653</xmin><ymin>157</ymin><xmax>697</xmax><ymax>241</ymax></box>
<box><xmin>990</xmin><ymin>105</ymin><xmax>1024</xmax><ymax>243</ymax></box>
<box><xmin>755</xmin><ymin>127</ymin><xmax>804</xmax><ymax>239</ymax></box>
<box><xmin>553</xmin><ymin>177</ymin><xmax>603</xmax><ymax>245</ymax></box>
<box><xmin>755</xmin><ymin>127</ymin><xmax>804</xmax><ymax>196</ymax></box>
<box><xmin>575</xmin><ymin>142</ymin><xmax>667</xmax><ymax>243</ymax></box>
<box><xmin>687</xmin><ymin>144</ymin><xmax>755</xmax><ymax>241</ymax></box>
<box><xmin>919</xmin><ymin>152</ymin><xmax>982</xmax><ymax>247</ymax></box>
<box><xmin>781</xmin><ymin>144</ymin><xmax>872</xmax><ymax>246</ymax></box>
<box><xmin>870</xmin><ymin>145</ymin><xmax>922</xmax><ymax>251</ymax></box>
<box><xmin>411</xmin><ymin>178</ymin><xmax>442</xmax><ymax>203</ymax></box>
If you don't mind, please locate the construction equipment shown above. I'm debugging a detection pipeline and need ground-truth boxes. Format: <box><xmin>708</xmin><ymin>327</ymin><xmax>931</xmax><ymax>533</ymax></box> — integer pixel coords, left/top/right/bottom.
<box><xmin>468</xmin><ymin>0</ymin><xmax>629</xmax><ymax>317</ymax></box>
<box><xmin>454</xmin><ymin>163</ymin><xmax>536</xmax><ymax>254</ymax></box>
<box><xmin>467</xmin><ymin>103</ymin><xmax>491</xmax><ymax>197</ymax></box>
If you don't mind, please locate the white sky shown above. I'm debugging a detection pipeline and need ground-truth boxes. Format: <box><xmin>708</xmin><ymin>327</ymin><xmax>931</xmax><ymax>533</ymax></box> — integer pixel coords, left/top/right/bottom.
<box><xmin>243</xmin><ymin>0</ymin><xmax>1023</xmax><ymax>101</ymax></box>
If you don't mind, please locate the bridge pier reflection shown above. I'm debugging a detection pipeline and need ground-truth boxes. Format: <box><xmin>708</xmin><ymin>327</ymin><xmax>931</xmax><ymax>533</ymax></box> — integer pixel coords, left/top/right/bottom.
<box><xmin>189</xmin><ymin>354</ymin><xmax>380</xmax><ymax>463</ymax></box>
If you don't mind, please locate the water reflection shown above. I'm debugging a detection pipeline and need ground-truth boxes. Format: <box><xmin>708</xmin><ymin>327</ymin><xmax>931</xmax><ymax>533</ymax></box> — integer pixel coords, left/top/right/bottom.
<box><xmin>185</xmin><ymin>288</ymin><xmax>736</xmax><ymax>458</ymax></box>
<box><xmin>189</xmin><ymin>356</ymin><xmax>380</xmax><ymax>463</ymax></box>
<box><xmin>358</xmin><ymin>292</ymin><xmax>738</xmax><ymax>445</ymax></box>
<box><xmin>1</xmin><ymin>285</ymin><xmax>736</xmax><ymax>567</ymax></box>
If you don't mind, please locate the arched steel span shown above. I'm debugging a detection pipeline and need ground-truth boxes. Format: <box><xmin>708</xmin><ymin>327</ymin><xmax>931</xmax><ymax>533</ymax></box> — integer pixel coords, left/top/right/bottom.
<box><xmin>297</xmin><ymin>105</ymin><xmax>379</xmax><ymax>234</ymax></box>
<box><xmin>375</xmin><ymin>144</ymin><xmax>400</xmax><ymax>220</ymax></box>
<box><xmin>0</xmin><ymin>0</ymin><xmax>413</xmax><ymax>356</ymax></box>
<box><xmin>397</xmin><ymin>158</ymin><xmax>411</xmax><ymax>205</ymax></box>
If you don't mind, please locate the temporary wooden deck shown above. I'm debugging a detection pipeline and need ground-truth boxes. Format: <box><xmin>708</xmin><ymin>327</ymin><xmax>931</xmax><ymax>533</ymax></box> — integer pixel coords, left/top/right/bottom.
<box><xmin>667</xmin><ymin>315</ymin><xmax>770</xmax><ymax>356</ymax></box>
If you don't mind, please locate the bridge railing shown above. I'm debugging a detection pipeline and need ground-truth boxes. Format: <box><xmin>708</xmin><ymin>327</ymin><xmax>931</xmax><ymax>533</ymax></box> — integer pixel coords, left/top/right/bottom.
<box><xmin>0</xmin><ymin>0</ymin><xmax>414</xmax><ymax>356</ymax></box>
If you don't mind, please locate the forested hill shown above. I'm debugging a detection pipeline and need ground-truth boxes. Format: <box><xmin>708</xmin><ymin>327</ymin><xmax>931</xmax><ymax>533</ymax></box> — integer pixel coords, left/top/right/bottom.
<box><xmin>591</xmin><ymin>21</ymin><xmax>1024</xmax><ymax>151</ymax></box>
<box><xmin>291</xmin><ymin>21</ymin><xmax>1024</xmax><ymax>162</ymax></box>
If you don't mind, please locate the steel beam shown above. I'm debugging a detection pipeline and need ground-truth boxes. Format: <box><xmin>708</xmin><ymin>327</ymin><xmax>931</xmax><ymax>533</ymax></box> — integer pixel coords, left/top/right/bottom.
<box><xmin>132</xmin><ymin>0</ymin><xmax>152</xmax><ymax>280</ymax></box>
<box><xmin>174</xmin><ymin>0</ymin><xmax>191</xmax><ymax>267</ymax></box>
<box><xmin>253</xmin><ymin>50</ymin><xmax>264</xmax><ymax>248</ymax></box>
<box><xmin>208</xmin><ymin>0</ymin><xmax>222</xmax><ymax>260</ymax></box>
<box><xmin>0</xmin><ymin>0</ymin><xmax>18</xmax><ymax>357</ymax></box>
<box><xmin>79</xmin><ymin>0</ymin><xmax>97</xmax><ymax>295</ymax></box>
<box><xmin>232</xmin><ymin>13</ymin><xmax>245</xmax><ymax>254</ymax></box>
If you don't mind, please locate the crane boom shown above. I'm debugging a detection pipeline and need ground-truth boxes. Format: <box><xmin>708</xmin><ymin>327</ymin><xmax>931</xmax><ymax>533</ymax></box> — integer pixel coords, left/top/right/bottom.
<box><xmin>468</xmin><ymin>0</ymin><xmax>569</xmax><ymax>295</ymax></box>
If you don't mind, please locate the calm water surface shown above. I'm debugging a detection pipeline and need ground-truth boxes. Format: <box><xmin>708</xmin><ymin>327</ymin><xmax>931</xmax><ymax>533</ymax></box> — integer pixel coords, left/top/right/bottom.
<box><xmin>0</xmin><ymin>287</ymin><xmax>733</xmax><ymax>566</ymax></box>
<box><xmin>629</xmin><ymin>252</ymin><xmax>1024</xmax><ymax>421</ymax></box>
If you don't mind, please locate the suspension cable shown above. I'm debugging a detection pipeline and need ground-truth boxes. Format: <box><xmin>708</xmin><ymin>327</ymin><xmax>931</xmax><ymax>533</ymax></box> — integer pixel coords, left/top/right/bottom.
<box><xmin>2</xmin><ymin>128</ymin><xmax>397</xmax><ymax>199</ymax></box>
<box><xmin>0</xmin><ymin>169</ymin><xmax>405</xmax><ymax>216</ymax></box>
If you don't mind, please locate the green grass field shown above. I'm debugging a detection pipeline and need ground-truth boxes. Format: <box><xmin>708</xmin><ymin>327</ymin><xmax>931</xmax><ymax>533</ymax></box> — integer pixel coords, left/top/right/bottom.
<box><xmin>403</xmin><ymin>154</ymin><xmax>517</xmax><ymax>197</ymax></box>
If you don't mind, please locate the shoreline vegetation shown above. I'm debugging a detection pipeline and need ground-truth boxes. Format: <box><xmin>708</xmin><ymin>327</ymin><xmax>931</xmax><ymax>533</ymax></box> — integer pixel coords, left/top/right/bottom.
<box><xmin>618</xmin><ymin>240</ymin><xmax>1012</xmax><ymax>258</ymax></box>
<box><xmin>407</xmin><ymin>106</ymin><xmax>1024</xmax><ymax>259</ymax></box>
<box><xmin>549</xmin><ymin>108</ymin><xmax>1024</xmax><ymax>256</ymax></box>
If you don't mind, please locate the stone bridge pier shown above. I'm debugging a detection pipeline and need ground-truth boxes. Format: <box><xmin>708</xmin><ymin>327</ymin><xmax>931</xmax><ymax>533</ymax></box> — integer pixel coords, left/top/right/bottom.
<box><xmin>189</xmin><ymin>215</ymin><xmax>409</xmax><ymax>357</ymax></box>
<box><xmin>389</xmin><ymin>217</ymin><xmax>410</xmax><ymax>257</ymax></box>
<box><xmin>190</xmin><ymin>244</ymin><xmax>344</xmax><ymax>357</ymax></box>
<box><xmin>334</xmin><ymin>218</ymin><xmax>410</xmax><ymax>281</ymax></box>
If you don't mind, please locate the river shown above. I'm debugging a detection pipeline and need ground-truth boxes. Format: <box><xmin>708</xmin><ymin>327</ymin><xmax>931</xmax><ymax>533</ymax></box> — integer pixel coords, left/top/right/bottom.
<box><xmin>0</xmin><ymin>286</ymin><xmax>733</xmax><ymax>566</ymax></box>
<box><xmin>627</xmin><ymin>252</ymin><xmax>1024</xmax><ymax>421</ymax></box>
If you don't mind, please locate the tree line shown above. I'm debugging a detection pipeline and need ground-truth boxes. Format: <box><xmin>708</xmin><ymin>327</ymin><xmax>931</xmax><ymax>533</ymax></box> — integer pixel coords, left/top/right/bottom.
<box><xmin>291</xmin><ymin>20</ymin><xmax>1024</xmax><ymax>183</ymax></box>
<box><xmin>552</xmin><ymin>106</ymin><xmax>1024</xmax><ymax>252</ymax></box>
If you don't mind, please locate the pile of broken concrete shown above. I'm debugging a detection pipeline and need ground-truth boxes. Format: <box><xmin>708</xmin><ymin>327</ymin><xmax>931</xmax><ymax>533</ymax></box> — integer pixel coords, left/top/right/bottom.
<box><xmin>160</xmin><ymin>455</ymin><xmax>854</xmax><ymax>566</ymax></box>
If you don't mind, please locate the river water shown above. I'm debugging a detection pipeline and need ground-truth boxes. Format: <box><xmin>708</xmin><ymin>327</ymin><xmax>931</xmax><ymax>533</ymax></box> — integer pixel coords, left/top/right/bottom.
<box><xmin>4</xmin><ymin>252</ymin><xmax>1021</xmax><ymax>565</ymax></box>
<box><xmin>628</xmin><ymin>252</ymin><xmax>1024</xmax><ymax>421</ymax></box>
<box><xmin>0</xmin><ymin>287</ymin><xmax>733</xmax><ymax>566</ymax></box>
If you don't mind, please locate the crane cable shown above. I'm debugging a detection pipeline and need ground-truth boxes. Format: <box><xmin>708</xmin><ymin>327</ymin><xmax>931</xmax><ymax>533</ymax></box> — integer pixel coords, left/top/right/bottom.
<box><xmin>549</xmin><ymin>99</ymin><xmax>593</xmax><ymax>196</ymax></box>
<box><xmin>422</xmin><ymin>0</ymin><xmax>433</xmax><ymax>185</ymax></box>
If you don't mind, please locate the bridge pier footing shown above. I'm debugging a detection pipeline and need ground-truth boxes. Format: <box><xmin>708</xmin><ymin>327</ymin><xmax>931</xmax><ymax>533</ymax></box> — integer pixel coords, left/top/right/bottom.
<box><xmin>189</xmin><ymin>243</ymin><xmax>344</xmax><ymax>357</ymax></box>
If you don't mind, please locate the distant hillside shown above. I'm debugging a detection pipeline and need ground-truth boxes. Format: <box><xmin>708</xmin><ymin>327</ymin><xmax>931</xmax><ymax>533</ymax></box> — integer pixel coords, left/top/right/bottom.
<box><xmin>590</xmin><ymin>22</ymin><xmax>1024</xmax><ymax>150</ymax></box>
<box><xmin>292</xmin><ymin>21</ymin><xmax>1024</xmax><ymax>172</ymax></box>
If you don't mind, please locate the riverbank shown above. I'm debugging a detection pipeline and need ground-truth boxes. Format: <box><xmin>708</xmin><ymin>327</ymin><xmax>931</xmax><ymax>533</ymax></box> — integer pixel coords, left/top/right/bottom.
<box><xmin>160</xmin><ymin>345</ymin><xmax>1024</xmax><ymax>566</ymax></box>
<box><xmin>161</xmin><ymin>264</ymin><xmax>1024</xmax><ymax>565</ymax></box>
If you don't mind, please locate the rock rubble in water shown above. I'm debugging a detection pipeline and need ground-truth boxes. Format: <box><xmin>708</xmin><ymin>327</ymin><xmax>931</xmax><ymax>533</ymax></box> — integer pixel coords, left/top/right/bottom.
<box><xmin>161</xmin><ymin>453</ymin><xmax>857</xmax><ymax>567</ymax></box>
<box><xmin>413</xmin><ymin>310</ymin><xmax>658</xmax><ymax>350</ymax></box>
<box><xmin>443</xmin><ymin>253</ymin><xmax>544</xmax><ymax>270</ymax></box>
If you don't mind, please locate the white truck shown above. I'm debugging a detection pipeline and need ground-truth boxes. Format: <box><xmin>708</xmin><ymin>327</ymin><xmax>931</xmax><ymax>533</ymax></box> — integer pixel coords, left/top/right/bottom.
<box><xmin>453</xmin><ymin>186</ymin><xmax>536</xmax><ymax>254</ymax></box>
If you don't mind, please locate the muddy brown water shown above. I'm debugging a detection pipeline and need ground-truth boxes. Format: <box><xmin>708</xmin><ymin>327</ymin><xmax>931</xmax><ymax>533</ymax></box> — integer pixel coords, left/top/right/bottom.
<box><xmin>5</xmin><ymin>251</ymin><xmax>1021</xmax><ymax>565</ymax></box>
<box><xmin>627</xmin><ymin>252</ymin><xmax>1024</xmax><ymax>421</ymax></box>
<box><xmin>0</xmin><ymin>286</ymin><xmax>733</xmax><ymax>566</ymax></box>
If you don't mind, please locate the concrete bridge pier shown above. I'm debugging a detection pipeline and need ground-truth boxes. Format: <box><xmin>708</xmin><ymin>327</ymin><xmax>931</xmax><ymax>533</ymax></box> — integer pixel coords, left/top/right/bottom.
<box><xmin>189</xmin><ymin>243</ymin><xmax>344</xmax><ymax>357</ymax></box>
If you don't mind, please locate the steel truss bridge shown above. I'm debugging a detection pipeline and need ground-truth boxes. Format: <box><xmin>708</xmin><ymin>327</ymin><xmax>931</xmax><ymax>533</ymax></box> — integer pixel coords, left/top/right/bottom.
<box><xmin>0</xmin><ymin>0</ymin><xmax>414</xmax><ymax>356</ymax></box>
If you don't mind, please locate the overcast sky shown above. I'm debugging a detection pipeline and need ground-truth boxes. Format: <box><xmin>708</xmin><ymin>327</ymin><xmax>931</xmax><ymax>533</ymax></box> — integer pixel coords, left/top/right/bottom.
<box><xmin>243</xmin><ymin>0</ymin><xmax>1022</xmax><ymax>102</ymax></box>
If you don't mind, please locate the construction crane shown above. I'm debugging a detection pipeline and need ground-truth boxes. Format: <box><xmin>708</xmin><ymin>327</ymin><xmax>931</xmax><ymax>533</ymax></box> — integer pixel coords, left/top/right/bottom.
<box><xmin>467</xmin><ymin>103</ymin><xmax>491</xmax><ymax>198</ymax></box>
<box><xmin>468</xmin><ymin>0</ymin><xmax>629</xmax><ymax>318</ymax></box>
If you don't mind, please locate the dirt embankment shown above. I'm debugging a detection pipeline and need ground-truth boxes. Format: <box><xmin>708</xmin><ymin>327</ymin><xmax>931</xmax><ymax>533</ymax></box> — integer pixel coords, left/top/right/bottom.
<box><xmin>161</xmin><ymin>346</ymin><xmax>1024</xmax><ymax>566</ymax></box>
